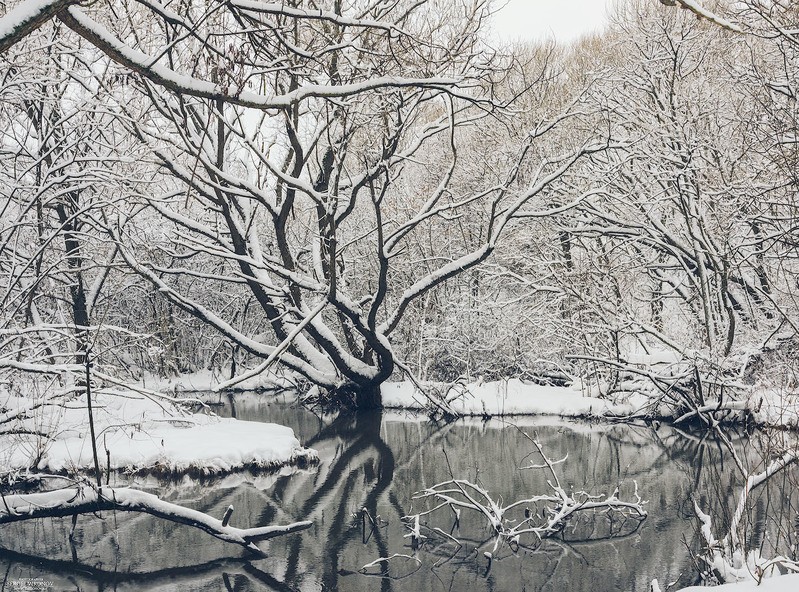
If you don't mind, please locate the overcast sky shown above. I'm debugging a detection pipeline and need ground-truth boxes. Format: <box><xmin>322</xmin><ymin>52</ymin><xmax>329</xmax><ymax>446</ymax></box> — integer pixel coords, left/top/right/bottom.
<box><xmin>490</xmin><ymin>0</ymin><xmax>613</xmax><ymax>43</ymax></box>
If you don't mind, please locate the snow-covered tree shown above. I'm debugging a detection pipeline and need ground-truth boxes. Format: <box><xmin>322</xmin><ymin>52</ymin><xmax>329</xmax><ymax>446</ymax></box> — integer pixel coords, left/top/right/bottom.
<box><xmin>0</xmin><ymin>0</ymin><xmax>607</xmax><ymax>407</ymax></box>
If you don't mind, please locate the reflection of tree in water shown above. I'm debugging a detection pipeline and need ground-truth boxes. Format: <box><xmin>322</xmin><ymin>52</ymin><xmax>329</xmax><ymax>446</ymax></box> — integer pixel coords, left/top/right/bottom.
<box><xmin>293</xmin><ymin>417</ymin><xmax>650</xmax><ymax>591</ymax></box>
<box><xmin>281</xmin><ymin>416</ymin><xmax>753</xmax><ymax>592</ymax></box>
<box><xmin>267</xmin><ymin>410</ymin><xmax>504</xmax><ymax>591</ymax></box>
<box><xmin>271</xmin><ymin>410</ymin><xmax>473</xmax><ymax>591</ymax></box>
<box><xmin>0</xmin><ymin>547</ymin><xmax>248</xmax><ymax>591</ymax></box>
<box><xmin>278</xmin><ymin>410</ymin><xmax>395</xmax><ymax>591</ymax></box>
<box><xmin>0</xmin><ymin>407</ymin><xmax>797</xmax><ymax>591</ymax></box>
<box><xmin>0</xmin><ymin>483</ymin><xmax>308</xmax><ymax>591</ymax></box>
<box><xmin>0</xmin><ymin>409</ymin><xmax>401</xmax><ymax>591</ymax></box>
<box><xmin>648</xmin><ymin>424</ymin><xmax>799</xmax><ymax>587</ymax></box>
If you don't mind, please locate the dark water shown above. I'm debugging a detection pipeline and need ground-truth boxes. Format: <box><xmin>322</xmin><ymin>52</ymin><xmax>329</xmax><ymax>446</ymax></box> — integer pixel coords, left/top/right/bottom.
<box><xmin>1</xmin><ymin>393</ymin><xmax>797</xmax><ymax>591</ymax></box>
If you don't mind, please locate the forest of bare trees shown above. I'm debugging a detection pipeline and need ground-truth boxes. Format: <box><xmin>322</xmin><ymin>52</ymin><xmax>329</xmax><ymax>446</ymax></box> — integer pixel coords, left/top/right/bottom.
<box><xmin>2</xmin><ymin>1</ymin><xmax>799</xmax><ymax>588</ymax></box>
<box><xmin>3</xmin><ymin>0</ymin><xmax>797</xmax><ymax>410</ymax></box>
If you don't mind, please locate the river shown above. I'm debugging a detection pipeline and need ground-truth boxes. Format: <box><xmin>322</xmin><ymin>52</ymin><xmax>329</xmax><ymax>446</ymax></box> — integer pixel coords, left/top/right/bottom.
<box><xmin>0</xmin><ymin>393</ymin><xmax>796</xmax><ymax>591</ymax></box>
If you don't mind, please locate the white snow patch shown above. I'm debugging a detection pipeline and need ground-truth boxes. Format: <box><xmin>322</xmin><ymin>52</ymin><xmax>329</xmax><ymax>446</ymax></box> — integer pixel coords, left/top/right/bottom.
<box><xmin>381</xmin><ymin>378</ymin><xmax>648</xmax><ymax>418</ymax></box>
<box><xmin>623</xmin><ymin>350</ymin><xmax>682</xmax><ymax>365</ymax></box>
<box><xmin>679</xmin><ymin>574</ymin><xmax>799</xmax><ymax>591</ymax></box>
<box><xmin>1</xmin><ymin>390</ymin><xmax>315</xmax><ymax>475</ymax></box>
<box><xmin>139</xmin><ymin>368</ymin><xmax>295</xmax><ymax>393</ymax></box>
<box><xmin>378</xmin><ymin>377</ymin><xmax>799</xmax><ymax>429</ymax></box>
<box><xmin>749</xmin><ymin>387</ymin><xmax>799</xmax><ymax>427</ymax></box>
<box><xmin>0</xmin><ymin>0</ymin><xmax>61</xmax><ymax>41</ymax></box>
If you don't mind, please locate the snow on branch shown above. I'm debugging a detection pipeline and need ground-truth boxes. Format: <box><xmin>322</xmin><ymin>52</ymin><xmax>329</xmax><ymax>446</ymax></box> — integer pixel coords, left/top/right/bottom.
<box><xmin>58</xmin><ymin>7</ymin><xmax>460</xmax><ymax>110</ymax></box>
<box><xmin>725</xmin><ymin>450</ymin><xmax>798</xmax><ymax>550</ymax></box>
<box><xmin>230</xmin><ymin>1</ymin><xmax>412</xmax><ymax>35</ymax></box>
<box><xmin>214</xmin><ymin>298</ymin><xmax>329</xmax><ymax>392</ymax></box>
<box><xmin>0</xmin><ymin>0</ymin><xmax>77</xmax><ymax>53</ymax></box>
<box><xmin>667</xmin><ymin>1</ymin><xmax>744</xmax><ymax>33</ymax></box>
<box><xmin>0</xmin><ymin>482</ymin><xmax>312</xmax><ymax>556</ymax></box>
<box><xmin>693</xmin><ymin>450</ymin><xmax>799</xmax><ymax>584</ymax></box>
<box><xmin>0</xmin><ymin>359</ymin><xmax>81</xmax><ymax>374</ymax></box>
<box><xmin>108</xmin><ymin>228</ymin><xmax>339</xmax><ymax>387</ymax></box>
<box><xmin>379</xmin><ymin>140</ymin><xmax>606</xmax><ymax>336</ymax></box>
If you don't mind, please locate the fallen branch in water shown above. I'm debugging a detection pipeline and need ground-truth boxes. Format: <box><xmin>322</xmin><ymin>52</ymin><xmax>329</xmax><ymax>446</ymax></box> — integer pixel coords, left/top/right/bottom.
<box><xmin>0</xmin><ymin>480</ymin><xmax>312</xmax><ymax>556</ymax></box>
<box><xmin>404</xmin><ymin>434</ymin><xmax>647</xmax><ymax>554</ymax></box>
<box><xmin>358</xmin><ymin>553</ymin><xmax>422</xmax><ymax>579</ymax></box>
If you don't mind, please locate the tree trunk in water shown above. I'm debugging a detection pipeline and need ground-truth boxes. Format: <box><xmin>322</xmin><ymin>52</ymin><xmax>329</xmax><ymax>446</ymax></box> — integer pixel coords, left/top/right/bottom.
<box><xmin>355</xmin><ymin>384</ymin><xmax>382</xmax><ymax>410</ymax></box>
<box><xmin>326</xmin><ymin>381</ymin><xmax>384</xmax><ymax>409</ymax></box>
<box><xmin>327</xmin><ymin>382</ymin><xmax>381</xmax><ymax>410</ymax></box>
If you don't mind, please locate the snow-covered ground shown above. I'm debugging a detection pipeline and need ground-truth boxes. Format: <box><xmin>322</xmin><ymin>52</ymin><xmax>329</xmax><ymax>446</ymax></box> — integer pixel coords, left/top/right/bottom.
<box><xmin>0</xmin><ymin>388</ymin><xmax>316</xmax><ymax>475</ymax></box>
<box><xmin>679</xmin><ymin>574</ymin><xmax>799</xmax><ymax>591</ymax></box>
<box><xmin>749</xmin><ymin>387</ymin><xmax>799</xmax><ymax>427</ymax></box>
<box><xmin>380</xmin><ymin>378</ymin><xmax>799</xmax><ymax>428</ymax></box>
<box><xmin>381</xmin><ymin>378</ymin><xmax>648</xmax><ymax>417</ymax></box>
<box><xmin>139</xmin><ymin>368</ymin><xmax>295</xmax><ymax>393</ymax></box>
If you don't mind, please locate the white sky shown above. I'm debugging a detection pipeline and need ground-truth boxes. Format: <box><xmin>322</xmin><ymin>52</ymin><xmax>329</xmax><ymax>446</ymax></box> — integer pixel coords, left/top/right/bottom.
<box><xmin>491</xmin><ymin>0</ymin><xmax>613</xmax><ymax>43</ymax></box>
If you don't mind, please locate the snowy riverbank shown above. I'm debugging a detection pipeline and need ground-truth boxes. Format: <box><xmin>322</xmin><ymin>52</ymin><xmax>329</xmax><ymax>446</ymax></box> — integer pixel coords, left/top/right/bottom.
<box><xmin>381</xmin><ymin>378</ymin><xmax>646</xmax><ymax>417</ymax></box>
<box><xmin>0</xmin><ymin>388</ymin><xmax>316</xmax><ymax>476</ymax></box>
<box><xmin>138</xmin><ymin>369</ymin><xmax>799</xmax><ymax>429</ymax></box>
<box><xmin>679</xmin><ymin>574</ymin><xmax>799</xmax><ymax>591</ymax></box>
<box><xmin>381</xmin><ymin>378</ymin><xmax>799</xmax><ymax>428</ymax></box>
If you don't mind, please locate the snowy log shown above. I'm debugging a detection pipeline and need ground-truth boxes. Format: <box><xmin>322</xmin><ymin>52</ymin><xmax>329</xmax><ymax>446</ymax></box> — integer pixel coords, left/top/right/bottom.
<box><xmin>674</xmin><ymin>400</ymin><xmax>750</xmax><ymax>425</ymax></box>
<box><xmin>0</xmin><ymin>484</ymin><xmax>312</xmax><ymax>556</ymax></box>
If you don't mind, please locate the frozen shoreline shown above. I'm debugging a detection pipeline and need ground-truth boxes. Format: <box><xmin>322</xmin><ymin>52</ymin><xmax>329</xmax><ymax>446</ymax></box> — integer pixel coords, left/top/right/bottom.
<box><xmin>0</xmin><ymin>388</ymin><xmax>316</xmax><ymax>477</ymax></box>
<box><xmin>380</xmin><ymin>378</ymin><xmax>799</xmax><ymax>429</ymax></box>
<box><xmin>140</xmin><ymin>369</ymin><xmax>799</xmax><ymax>429</ymax></box>
<box><xmin>678</xmin><ymin>574</ymin><xmax>799</xmax><ymax>591</ymax></box>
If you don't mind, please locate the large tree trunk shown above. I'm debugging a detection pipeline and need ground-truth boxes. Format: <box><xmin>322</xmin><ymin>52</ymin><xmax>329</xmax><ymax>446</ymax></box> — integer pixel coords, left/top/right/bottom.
<box><xmin>355</xmin><ymin>383</ymin><xmax>383</xmax><ymax>410</ymax></box>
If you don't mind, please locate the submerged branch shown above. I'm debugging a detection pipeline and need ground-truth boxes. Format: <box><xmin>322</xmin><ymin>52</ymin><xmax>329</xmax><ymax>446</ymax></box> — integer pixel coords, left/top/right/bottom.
<box><xmin>405</xmin><ymin>433</ymin><xmax>647</xmax><ymax>555</ymax></box>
